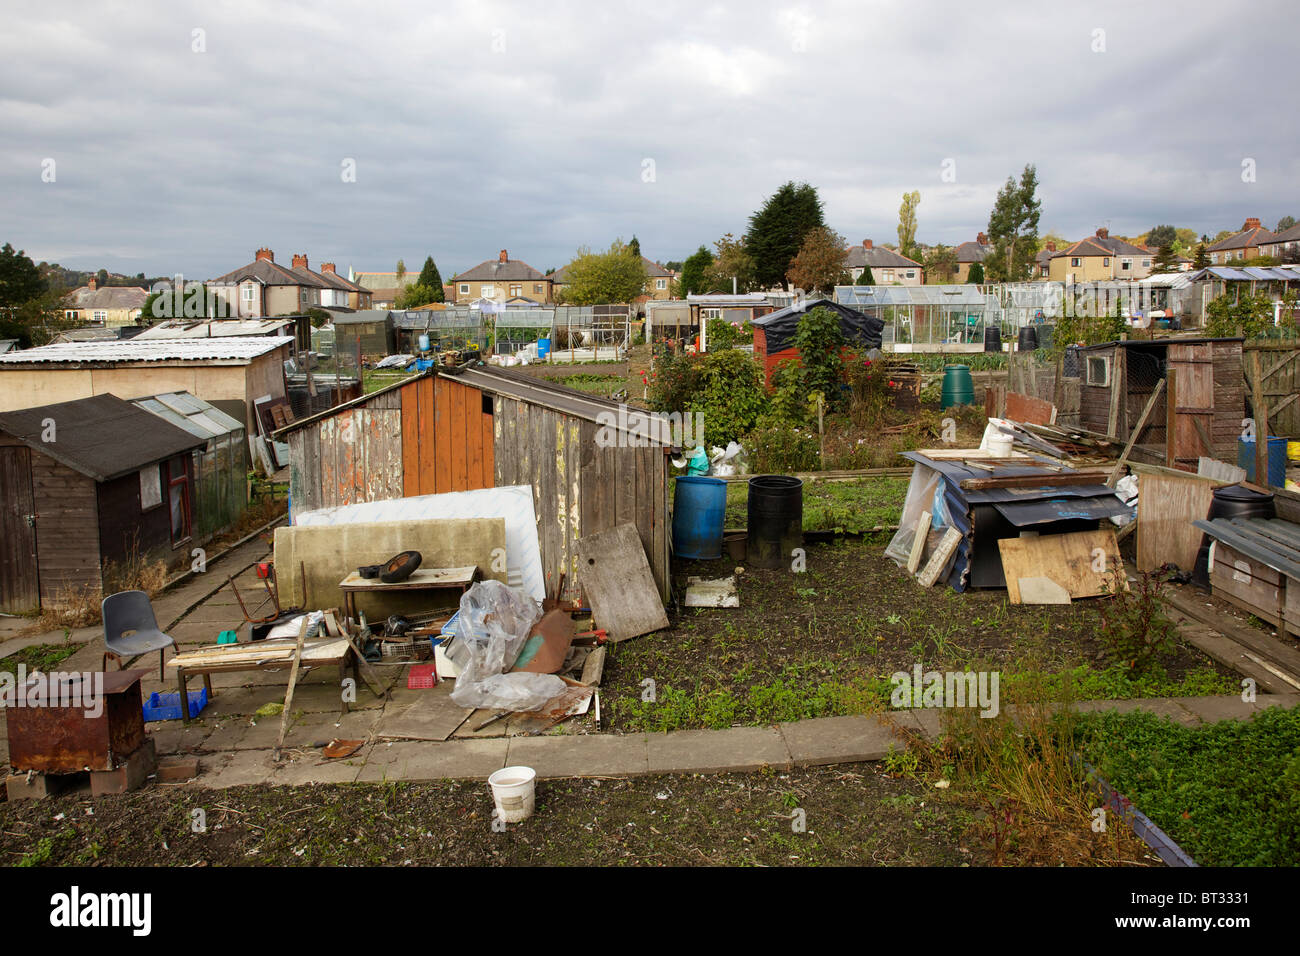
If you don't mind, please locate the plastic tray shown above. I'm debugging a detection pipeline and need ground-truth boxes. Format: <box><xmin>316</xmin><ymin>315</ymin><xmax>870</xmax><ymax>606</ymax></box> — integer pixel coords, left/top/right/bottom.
<box><xmin>142</xmin><ymin>687</ymin><xmax>209</xmax><ymax>722</ymax></box>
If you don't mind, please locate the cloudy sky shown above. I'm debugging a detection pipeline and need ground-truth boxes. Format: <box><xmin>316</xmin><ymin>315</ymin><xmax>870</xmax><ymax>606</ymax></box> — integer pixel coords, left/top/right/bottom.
<box><xmin>2</xmin><ymin>0</ymin><xmax>1297</xmax><ymax>280</ymax></box>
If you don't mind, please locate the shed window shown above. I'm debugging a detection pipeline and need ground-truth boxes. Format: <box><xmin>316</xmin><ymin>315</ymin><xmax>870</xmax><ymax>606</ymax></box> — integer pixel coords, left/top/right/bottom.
<box><xmin>1086</xmin><ymin>355</ymin><xmax>1111</xmax><ymax>388</ymax></box>
<box><xmin>166</xmin><ymin>456</ymin><xmax>191</xmax><ymax>545</ymax></box>
<box><xmin>140</xmin><ymin>466</ymin><xmax>162</xmax><ymax>510</ymax></box>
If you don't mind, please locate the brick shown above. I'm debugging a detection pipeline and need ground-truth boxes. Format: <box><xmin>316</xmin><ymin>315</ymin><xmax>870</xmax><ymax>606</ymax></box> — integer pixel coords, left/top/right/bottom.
<box><xmin>90</xmin><ymin>738</ymin><xmax>157</xmax><ymax>797</ymax></box>
<box><xmin>156</xmin><ymin>756</ymin><xmax>200</xmax><ymax>783</ymax></box>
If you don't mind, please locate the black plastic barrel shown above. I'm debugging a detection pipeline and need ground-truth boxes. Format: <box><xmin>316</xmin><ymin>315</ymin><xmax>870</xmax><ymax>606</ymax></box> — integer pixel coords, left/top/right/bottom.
<box><xmin>1017</xmin><ymin>326</ymin><xmax>1039</xmax><ymax>351</ymax></box>
<box><xmin>747</xmin><ymin>475</ymin><xmax>803</xmax><ymax>570</ymax></box>
<box><xmin>1192</xmin><ymin>484</ymin><xmax>1276</xmax><ymax>587</ymax></box>
<box><xmin>1036</xmin><ymin>324</ymin><xmax>1054</xmax><ymax>352</ymax></box>
<box><xmin>983</xmin><ymin>325</ymin><xmax>1002</xmax><ymax>352</ymax></box>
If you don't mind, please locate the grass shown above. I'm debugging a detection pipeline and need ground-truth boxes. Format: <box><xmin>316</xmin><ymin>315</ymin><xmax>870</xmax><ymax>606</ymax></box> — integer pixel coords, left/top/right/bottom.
<box><xmin>540</xmin><ymin>372</ymin><xmax>626</xmax><ymax>397</ymax></box>
<box><xmin>362</xmin><ymin>368</ymin><xmax>416</xmax><ymax>394</ymax></box>
<box><xmin>723</xmin><ymin>476</ymin><xmax>909</xmax><ymax>534</ymax></box>
<box><xmin>0</xmin><ymin>642</ymin><xmax>82</xmax><ymax>677</ymax></box>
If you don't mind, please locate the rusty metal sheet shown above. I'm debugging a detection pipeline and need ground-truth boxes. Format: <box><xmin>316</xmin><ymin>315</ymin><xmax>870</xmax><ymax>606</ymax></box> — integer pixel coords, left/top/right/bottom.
<box><xmin>6</xmin><ymin>670</ymin><xmax>147</xmax><ymax>773</ymax></box>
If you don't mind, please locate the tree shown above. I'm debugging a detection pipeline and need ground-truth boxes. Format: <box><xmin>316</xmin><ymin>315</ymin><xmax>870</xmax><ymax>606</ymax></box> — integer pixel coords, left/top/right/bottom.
<box><xmin>396</xmin><ymin>284</ymin><xmax>440</xmax><ymax>308</ymax></box>
<box><xmin>1192</xmin><ymin>244</ymin><xmax>1210</xmax><ymax>269</ymax></box>
<box><xmin>395</xmin><ymin>259</ymin><xmax>407</xmax><ymax>284</ymax></box>
<box><xmin>0</xmin><ymin>243</ymin><xmax>46</xmax><ymax>308</ymax></box>
<box><xmin>1151</xmin><ymin>243</ymin><xmax>1180</xmax><ymax>274</ymax></box>
<box><xmin>785</xmin><ymin>226</ymin><xmax>849</xmax><ymax>294</ymax></box>
<box><xmin>1205</xmin><ymin>292</ymin><xmax>1274</xmax><ymax>339</ymax></box>
<box><xmin>856</xmin><ymin>265</ymin><xmax>875</xmax><ymax>286</ymax></box>
<box><xmin>1277</xmin><ymin>215</ymin><xmax>1296</xmax><ymax>233</ymax></box>
<box><xmin>985</xmin><ymin>164</ymin><xmax>1042</xmax><ymax>282</ymax></box>
<box><xmin>555</xmin><ymin>239</ymin><xmax>647</xmax><ymax>305</ymax></box>
<box><xmin>679</xmin><ymin>245</ymin><xmax>713</xmax><ymax>297</ymax></box>
<box><xmin>924</xmin><ymin>244</ymin><xmax>958</xmax><ymax>284</ymax></box>
<box><xmin>792</xmin><ymin>307</ymin><xmax>846</xmax><ymax>410</ymax></box>
<box><xmin>967</xmin><ymin>261</ymin><xmax>985</xmax><ymax>284</ymax></box>
<box><xmin>704</xmin><ymin>233</ymin><xmax>757</xmax><ymax>293</ymax></box>
<box><xmin>1145</xmin><ymin>225</ymin><xmax>1178</xmax><ymax>250</ymax></box>
<box><xmin>897</xmin><ymin>191</ymin><xmax>921</xmax><ymax>260</ymax></box>
<box><xmin>628</xmin><ymin>236</ymin><xmax>642</xmax><ymax>259</ymax></box>
<box><xmin>416</xmin><ymin>256</ymin><xmax>444</xmax><ymax>301</ymax></box>
<box><xmin>745</xmin><ymin>182</ymin><xmax>825</xmax><ymax>290</ymax></box>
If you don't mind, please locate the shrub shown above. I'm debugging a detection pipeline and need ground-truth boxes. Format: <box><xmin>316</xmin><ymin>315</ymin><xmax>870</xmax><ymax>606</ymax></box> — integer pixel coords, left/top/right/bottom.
<box><xmin>1205</xmin><ymin>291</ymin><xmax>1275</xmax><ymax>339</ymax></box>
<box><xmin>649</xmin><ymin>348</ymin><xmax>768</xmax><ymax>447</ymax></box>
<box><xmin>1093</xmin><ymin>571</ymin><xmax>1179</xmax><ymax>673</ymax></box>
<box><xmin>746</xmin><ymin>418</ymin><xmax>821</xmax><ymax>472</ymax></box>
<box><xmin>706</xmin><ymin>317</ymin><xmax>747</xmax><ymax>350</ymax></box>
<box><xmin>844</xmin><ymin>352</ymin><xmax>892</xmax><ymax>428</ymax></box>
<box><xmin>792</xmin><ymin>306</ymin><xmax>845</xmax><ymax>407</ymax></box>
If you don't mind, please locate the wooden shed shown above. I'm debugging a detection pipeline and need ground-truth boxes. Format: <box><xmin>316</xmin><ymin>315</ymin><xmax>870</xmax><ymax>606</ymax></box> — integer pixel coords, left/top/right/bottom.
<box><xmin>0</xmin><ymin>394</ymin><xmax>206</xmax><ymax>613</ymax></box>
<box><xmin>276</xmin><ymin>366</ymin><xmax>673</xmax><ymax>600</ymax></box>
<box><xmin>1078</xmin><ymin>337</ymin><xmax>1244</xmax><ymax>470</ymax></box>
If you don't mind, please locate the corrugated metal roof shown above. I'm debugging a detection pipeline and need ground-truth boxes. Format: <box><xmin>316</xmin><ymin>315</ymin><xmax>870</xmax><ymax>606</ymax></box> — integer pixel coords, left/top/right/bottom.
<box><xmin>0</xmin><ymin>393</ymin><xmax>206</xmax><ymax>481</ymax></box>
<box><xmin>1194</xmin><ymin>517</ymin><xmax>1300</xmax><ymax>581</ymax></box>
<box><xmin>0</xmin><ymin>336</ymin><xmax>293</xmax><ymax>365</ymax></box>
<box><xmin>133</xmin><ymin>319</ymin><xmax>294</xmax><ymax>339</ymax></box>
<box><xmin>835</xmin><ymin>285</ymin><xmax>990</xmax><ymax>306</ymax></box>
<box><xmin>132</xmin><ymin>391</ymin><xmax>244</xmax><ymax>441</ymax></box>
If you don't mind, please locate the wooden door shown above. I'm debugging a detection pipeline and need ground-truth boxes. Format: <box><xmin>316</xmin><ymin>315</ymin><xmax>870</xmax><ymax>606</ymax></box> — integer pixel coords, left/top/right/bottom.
<box><xmin>0</xmin><ymin>446</ymin><xmax>40</xmax><ymax>613</ymax></box>
<box><xmin>1167</xmin><ymin>343</ymin><xmax>1214</xmax><ymax>470</ymax></box>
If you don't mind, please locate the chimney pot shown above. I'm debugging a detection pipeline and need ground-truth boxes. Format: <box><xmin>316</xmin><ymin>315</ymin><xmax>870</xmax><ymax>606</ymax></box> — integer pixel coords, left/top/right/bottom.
<box><xmin>255</xmin><ymin>247</ymin><xmax>274</xmax><ymax>262</ymax></box>
<box><xmin>863</xmin><ymin>239</ymin><xmax>873</xmax><ymax>250</ymax></box>
<box><xmin>292</xmin><ymin>253</ymin><xmax>308</xmax><ymax>270</ymax></box>
<box><xmin>321</xmin><ymin>262</ymin><xmax>336</xmax><ymax>274</ymax></box>
<box><xmin>499</xmin><ymin>249</ymin><xmax>509</xmax><ymax>263</ymax></box>
<box><xmin>977</xmin><ymin>232</ymin><xmax>988</xmax><ymax>245</ymax></box>
<box><xmin>1046</xmin><ymin>241</ymin><xmax>1057</xmax><ymax>252</ymax></box>
<box><xmin>1096</xmin><ymin>227</ymin><xmax>1109</xmax><ymax>239</ymax></box>
<box><xmin>88</xmin><ymin>277</ymin><xmax>98</xmax><ymax>290</ymax></box>
<box><xmin>1244</xmin><ymin>217</ymin><xmax>1261</xmax><ymax>230</ymax></box>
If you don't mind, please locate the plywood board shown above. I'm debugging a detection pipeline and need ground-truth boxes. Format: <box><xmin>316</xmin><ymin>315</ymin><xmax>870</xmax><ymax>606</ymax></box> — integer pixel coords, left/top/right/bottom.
<box><xmin>999</xmin><ymin>529</ymin><xmax>1124</xmax><ymax>603</ymax></box>
<box><xmin>1136</xmin><ymin>472</ymin><xmax>1218</xmax><ymax>572</ymax></box>
<box><xmin>906</xmin><ymin>511</ymin><xmax>932</xmax><ymax>575</ymax></box>
<box><xmin>375</xmin><ymin>690</ymin><xmax>474</xmax><ymax>741</ymax></box>
<box><xmin>917</xmin><ymin>527</ymin><xmax>962</xmax><ymax>588</ymax></box>
<box><xmin>1005</xmin><ymin>391</ymin><xmax>1055</xmax><ymax>426</ymax></box>
<box><xmin>575</xmin><ymin>523</ymin><xmax>668</xmax><ymax>641</ymax></box>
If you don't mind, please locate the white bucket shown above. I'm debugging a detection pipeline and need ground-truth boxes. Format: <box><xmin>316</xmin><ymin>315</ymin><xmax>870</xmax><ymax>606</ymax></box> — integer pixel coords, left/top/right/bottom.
<box><xmin>987</xmin><ymin>434</ymin><xmax>1014</xmax><ymax>457</ymax></box>
<box><xmin>488</xmin><ymin>766</ymin><xmax>537</xmax><ymax>823</ymax></box>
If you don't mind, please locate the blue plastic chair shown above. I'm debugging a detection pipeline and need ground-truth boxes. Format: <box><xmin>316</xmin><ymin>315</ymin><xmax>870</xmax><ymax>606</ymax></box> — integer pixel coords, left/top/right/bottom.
<box><xmin>102</xmin><ymin>590</ymin><xmax>175</xmax><ymax>680</ymax></box>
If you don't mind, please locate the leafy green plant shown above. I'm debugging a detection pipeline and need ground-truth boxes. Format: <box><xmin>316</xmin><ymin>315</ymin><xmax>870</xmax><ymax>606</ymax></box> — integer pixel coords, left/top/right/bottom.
<box><xmin>745</xmin><ymin>417</ymin><xmax>821</xmax><ymax>472</ymax></box>
<box><xmin>792</xmin><ymin>306</ymin><xmax>846</xmax><ymax>408</ymax></box>
<box><xmin>1205</xmin><ymin>291</ymin><xmax>1275</xmax><ymax>339</ymax></box>
<box><xmin>1093</xmin><ymin>571</ymin><xmax>1179</xmax><ymax>673</ymax></box>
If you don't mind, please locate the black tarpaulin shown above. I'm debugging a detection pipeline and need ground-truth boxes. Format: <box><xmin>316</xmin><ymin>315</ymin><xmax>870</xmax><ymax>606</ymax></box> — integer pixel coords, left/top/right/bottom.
<box><xmin>752</xmin><ymin>298</ymin><xmax>884</xmax><ymax>354</ymax></box>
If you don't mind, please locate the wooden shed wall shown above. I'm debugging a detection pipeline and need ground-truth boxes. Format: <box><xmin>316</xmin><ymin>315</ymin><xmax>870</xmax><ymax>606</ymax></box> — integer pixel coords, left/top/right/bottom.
<box><xmin>288</xmin><ymin>387</ymin><xmax>404</xmax><ymax>515</ymax></box>
<box><xmin>400</xmin><ymin>376</ymin><xmax>494</xmax><ymax>496</ymax></box>
<box><xmin>97</xmin><ymin>460</ymin><xmax>185</xmax><ymax>570</ymax></box>
<box><xmin>0</xmin><ymin>436</ymin><xmax>103</xmax><ymax>603</ymax></box>
<box><xmin>492</xmin><ymin>397</ymin><xmax>670</xmax><ymax>602</ymax></box>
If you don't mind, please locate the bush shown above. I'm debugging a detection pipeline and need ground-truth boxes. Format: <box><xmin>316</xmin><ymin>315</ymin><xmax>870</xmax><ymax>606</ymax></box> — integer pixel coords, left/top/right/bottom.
<box><xmin>793</xmin><ymin>306</ymin><xmax>845</xmax><ymax>407</ymax></box>
<box><xmin>1094</xmin><ymin>571</ymin><xmax>1178</xmax><ymax>673</ymax></box>
<box><xmin>746</xmin><ymin>418</ymin><xmax>821</xmax><ymax>472</ymax></box>
<box><xmin>844</xmin><ymin>352</ymin><xmax>892</xmax><ymax>428</ymax></box>
<box><xmin>1205</xmin><ymin>291</ymin><xmax>1275</xmax><ymax>339</ymax></box>
<box><xmin>705</xmin><ymin>317</ymin><xmax>747</xmax><ymax>350</ymax></box>
<box><xmin>649</xmin><ymin>348</ymin><xmax>768</xmax><ymax>447</ymax></box>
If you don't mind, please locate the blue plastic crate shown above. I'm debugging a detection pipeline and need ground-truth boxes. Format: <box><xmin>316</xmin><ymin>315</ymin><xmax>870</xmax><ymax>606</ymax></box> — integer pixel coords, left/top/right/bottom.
<box><xmin>142</xmin><ymin>687</ymin><xmax>209</xmax><ymax>722</ymax></box>
<box><xmin>441</xmin><ymin>610</ymin><xmax>460</xmax><ymax>637</ymax></box>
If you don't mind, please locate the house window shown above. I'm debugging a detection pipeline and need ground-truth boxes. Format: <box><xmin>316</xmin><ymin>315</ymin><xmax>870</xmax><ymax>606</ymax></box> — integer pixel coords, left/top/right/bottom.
<box><xmin>700</xmin><ymin>308</ymin><xmax>721</xmax><ymax>319</ymax></box>
<box><xmin>882</xmin><ymin>270</ymin><xmax>895</xmax><ymax>282</ymax></box>
<box><xmin>1086</xmin><ymin>355</ymin><xmax>1111</xmax><ymax>388</ymax></box>
<box><xmin>166</xmin><ymin>456</ymin><xmax>191</xmax><ymax>545</ymax></box>
<box><xmin>534</xmin><ymin>283</ymin><xmax>544</xmax><ymax>294</ymax></box>
<box><xmin>242</xmin><ymin>285</ymin><xmax>255</xmax><ymax>307</ymax></box>
<box><xmin>510</xmin><ymin>284</ymin><xmax>522</xmax><ymax>297</ymax></box>
<box><xmin>656</xmin><ymin>279</ymin><xmax>667</xmax><ymax>290</ymax></box>
<box><xmin>92</xmin><ymin>310</ymin><xmax>108</xmax><ymax>324</ymax></box>
<box><xmin>300</xmin><ymin>289</ymin><xmax>309</xmax><ymax>304</ymax></box>
<box><xmin>64</xmin><ymin>310</ymin><xmax>78</xmax><ymax>320</ymax></box>
<box><xmin>140</xmin><ymin>466</ymin><xmax>162</xmax><ymax>511</ymax></box>
<box><xmin>1141</xmin><ymin>259</ymin><xmax>1151</xmax><ymax>267</ymax></box>
<box><xmin>481</xmin><ymin>284</ymin><xmax>495</xmax><ymax>298</ymax></box>
<box><xmin>1102</xmin><ymin>258</ymin><xmax>1110</xmax><ymax>267</ymax></box>
<box><xmin>905</xmin><ymin>271</ymin><xmax>915</xmax><ymax>279</ymax></box>
<box><xmin>1121</xmin><ymin>259</ymin><xmax>1132</xmax><ymax>271</ymax></box>
<box><xmin>459</xmin><ymin>284</ymin><xmax>470</xmax><ymax>294</ymax></box>
<box><xmin>1071</xmin><ymin>257</ymin><xmax>1082</xmax><ymax>267</ymax></box>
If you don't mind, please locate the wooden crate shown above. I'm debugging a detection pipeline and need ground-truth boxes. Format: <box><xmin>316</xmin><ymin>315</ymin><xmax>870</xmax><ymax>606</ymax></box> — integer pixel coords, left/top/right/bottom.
<box><xmin>1209</xmin><ymin>540</ymin><xmax>1300</xmax><ymax>637</ymax></box>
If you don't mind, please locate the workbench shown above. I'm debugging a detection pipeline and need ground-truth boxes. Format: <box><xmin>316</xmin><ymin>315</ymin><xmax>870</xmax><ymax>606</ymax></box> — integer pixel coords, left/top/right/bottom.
<box><xmin>338</xmin><ymin>566</ymin><xmax>482</xmax><ymax>622</ymax></box>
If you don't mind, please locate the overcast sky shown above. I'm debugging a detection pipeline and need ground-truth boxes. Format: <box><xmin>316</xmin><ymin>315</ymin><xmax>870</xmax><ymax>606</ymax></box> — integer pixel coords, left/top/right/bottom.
<box><xmin>2</xmin><ymin>0</ymin><xmax>1297</xmax><ymax>280</ymax></box>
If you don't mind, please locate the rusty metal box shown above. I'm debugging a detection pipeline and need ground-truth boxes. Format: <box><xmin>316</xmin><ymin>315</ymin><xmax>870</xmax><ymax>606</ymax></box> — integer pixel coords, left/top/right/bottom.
<box><xmin>5</xmin><ymin>669</ymin><xmax>148</xmax><ymax>774</ymax></box>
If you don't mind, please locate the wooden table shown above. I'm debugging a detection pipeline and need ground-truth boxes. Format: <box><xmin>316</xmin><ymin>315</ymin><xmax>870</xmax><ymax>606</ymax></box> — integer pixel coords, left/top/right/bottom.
<box><xmin>338</xmin><ymin>566</ymin><xmax>482</xmax><ymax>623</ymax></box>
<box><xmin>166</xmin><ymin>638</ymin><xmax>358</xmax><ymax>724</ymax></box>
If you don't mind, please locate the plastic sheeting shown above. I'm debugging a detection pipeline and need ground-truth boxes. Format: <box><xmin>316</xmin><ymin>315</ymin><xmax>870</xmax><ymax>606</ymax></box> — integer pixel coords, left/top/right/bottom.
<box><xmin>293</xmin><ymin>484</ymin><xmax>546</xmax><ymax>600</ymax></box>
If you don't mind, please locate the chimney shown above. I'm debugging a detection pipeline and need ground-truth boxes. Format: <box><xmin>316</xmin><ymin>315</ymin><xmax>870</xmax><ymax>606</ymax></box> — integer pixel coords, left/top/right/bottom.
<box><xmin>977</xmin><ymin>232</ymin><xmax>988</xmax><ymax>246</ymax></box>
<box><xmin>1244</xmin><ymin>217</ymin><xmax>1261</xmax><ymax>230</ymax></box>
<box><xmin>499</xmin><ymin>249</ymin><xmax>509</xmax><ymax>263</ymax></box>
<box><xmin>321</xmin><ymin>262</ymin><xmax>336</xmax><ymax>274</ymax></box>
<box><xmin>1096</xmin><ymin>227</ymin><xmax>1109</xmax><ymax>239</ymax></box>
<box><xmin>255</xmin><ymin>247</ymin><xmax>274</xmax><ymax>262</ymax></box>
<box><xmin>291</xmin><ymin>253</ymin><xmax>308</xmax><ymax>270</ymax></box>
<box><xmin>863</xmin><ymin>239</ymin><xmax>873</xmax><ymax>250</ymax></box>
<box><xmin>1046</xmin><ymin>241</ymin><xmax>1057</xmax><ymax>252</ymax></box>
<box><xmin>88</xmin><ymin>277</ymin><xmax>98</xmax><ymax>290</ymax></box>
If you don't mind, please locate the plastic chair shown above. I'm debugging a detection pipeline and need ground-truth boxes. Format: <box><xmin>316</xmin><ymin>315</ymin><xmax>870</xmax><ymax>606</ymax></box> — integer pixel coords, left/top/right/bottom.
<box><xmin>102</xmin><ymin>590</ymin><xmax>175</xmax><ymax>680</ymax></box>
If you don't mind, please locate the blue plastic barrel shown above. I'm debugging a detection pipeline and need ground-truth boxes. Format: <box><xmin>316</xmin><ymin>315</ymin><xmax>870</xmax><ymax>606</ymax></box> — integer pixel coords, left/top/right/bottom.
<box><xmin>1237</xmin><ymin>436</ymin><xmax>1287</xmax><ymax>487</ymax></box>
<box><xmin>672</xmin><ymin>476</ymin><xmax>727</xmax><ymax>559</ymax></box>
<box><xmin>537</xmin><ymin>337</ymin><xmax>551</xmax><ymax>358</ymax></box>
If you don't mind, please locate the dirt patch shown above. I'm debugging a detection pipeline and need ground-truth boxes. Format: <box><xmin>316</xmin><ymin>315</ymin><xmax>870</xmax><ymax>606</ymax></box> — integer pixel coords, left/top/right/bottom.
<box><xmin>601</xmin><ymin>538</ymin><xmax>1238</xmax><ymax>733</ymax></box>
<box><xmin>0</xmin><ymin>767</ymin><xmax>984</xmax><ymax>867</ymax></box>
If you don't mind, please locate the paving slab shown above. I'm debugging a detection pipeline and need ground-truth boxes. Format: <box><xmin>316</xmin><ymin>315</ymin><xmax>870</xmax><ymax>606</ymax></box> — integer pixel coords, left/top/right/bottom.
<box><xmin>777</xmin><ymin>714</ymin><xmax>906</xmax><ymax>766</ymax></box>
<box><xmin>147</xmin><ymin>722</ymin><xmax>214</xmax><ymax>755</ymax></box>
<box><xmin>375</xmin><ymin>688</ymin><xmax>473</xmax><ymax>741</ymax></box>
<box><xmin>270</xmin><ymin>752</ymin><xmax>365</xmax><ymax>785</ymax></box>
<box><xmin>1253</xmin><ymin>692</ymin><xmax>1300</xmax><ymax>712</ymax></box>
<box><xmin>198</xmin><ymin>750</ymin><xmax>278</xmax><ymax>789</ymax></box>
<box><xmin>1162</xmin><ymin>695</ymin><xmax>1263</xmax><ymax>724</ymax></box>
<box><xmin>1074</xmin><ymin>698</ymin><xmax>1202</xmax><ymax>726</ymax></box>
<box><xmin>356</xmin><ymin>738</ymin><xmax>509</xmax><ymax>783</ymax></box>
<box><xmin>646</xmin><ymin>726</ymin><xmax>788</xmax><ymax>774</ymax></box>
<box><xmin>508</xmin><ymin>732</ymin><xmax>649</xmax><ymax>778</ymax></box>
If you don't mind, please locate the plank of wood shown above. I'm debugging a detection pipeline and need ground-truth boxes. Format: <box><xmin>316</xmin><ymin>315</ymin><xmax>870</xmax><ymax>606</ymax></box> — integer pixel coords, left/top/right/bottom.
<box><xmin>575</xmin><ymin>523</ymin><xmax>668</xmax><ymax>642</ymax></box>
<box><xmin>1163</xmin><ymin>586</ymin><xmax>1300</xmax><ymax>679</ymax></box>
<box><xmin>342</xmin><ymin>631</ymin><xmax>389</xmax><ymax>698</ymax></box>
<box><xmin>1005</xmin><ymin>391</ymin><xmax>1055</xmax><ymax>426</ymax></box>
<box><xmin>580</xmin><ymin>645</ymin><xmax>606</xmax><ymax>687</ymax></box>
<box><xmin>998</xmin><ymin>529</ymin><xmax>1123</xmax><ymax>604</ymax></box>
<box><xmin>906</xmin><ymin>511</ymin><xmax>932</xmax><ymax>575</ymax></box>
<box><xmin>1249</xmin><ymin>350</ymin><xmax>1271</xmax><ymax>486</ymax></box>
<box><xmin>917</xmin><ymin>527</ymin><xmax>962</xmax><ymax>588</ymax></box>
<box><xmin>1136</xmin><ymin>472</ymin><xmax>1218</xmax><ymax>573</ymax></box>
<box><xmin>273</xmin><ymin>616</ymin><xmax>308</xmax><ymax>762</ymax></box>
<box><xmin>1107</xmin><ymin>378</ymin><xmax>1164</xmax><ymax>487</ymax></box>
<box><xmin>960</xmin><ymin>469</ymin><xmax>1112</xmax><ymax>490</ymax></box>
